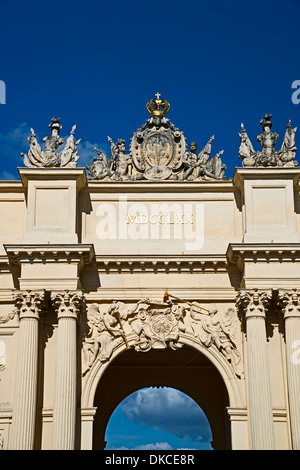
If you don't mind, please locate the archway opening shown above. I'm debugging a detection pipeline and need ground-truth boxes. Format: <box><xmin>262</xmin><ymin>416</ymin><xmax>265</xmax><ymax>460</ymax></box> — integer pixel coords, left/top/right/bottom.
<box><xmin>105</xmin><ymin>386</ymin><xmax>213</xmax><ymax>450</ymax></box>
<box><xmin>92</xmin><ymin>345</ymin><xmax>231</xmax><ymax>450</ymax></box>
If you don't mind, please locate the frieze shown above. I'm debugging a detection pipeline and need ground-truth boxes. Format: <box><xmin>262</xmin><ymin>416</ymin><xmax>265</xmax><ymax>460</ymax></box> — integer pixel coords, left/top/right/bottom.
<box><xmin>82</xmin><ymin>295</ymin><xmax>242</xmax><ymax>378</ymax></box>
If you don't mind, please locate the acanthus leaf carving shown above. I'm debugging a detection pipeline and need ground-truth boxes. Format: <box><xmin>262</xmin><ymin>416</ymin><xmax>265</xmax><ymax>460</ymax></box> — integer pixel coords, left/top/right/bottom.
<box><xmin>13</xmin><ymin>289</ymin><xmax>46</xmax><ymax>320</ymax></box>
<box><xmin>51</xmin><ymin>290</ymin><xmax>83</xmax><ymax>319</ymax></box>
<box><xmin>236</xmin><ymin>289</ymin><xmax>271</xmax><ymax>319</ymax></box>
<box><xmin>278</xmin><ymin>288</ymin><xmax>300</xmax><ymax>318</ymax></box>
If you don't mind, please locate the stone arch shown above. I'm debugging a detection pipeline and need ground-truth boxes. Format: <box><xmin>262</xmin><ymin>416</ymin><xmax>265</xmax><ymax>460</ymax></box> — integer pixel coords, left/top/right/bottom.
<box><xmin>81</xmin><ymin>332</ymin><xmax>244</xmax><ymax>450</ymax></box>
<box><xmin>82</xmin><ymin>332</ymin><xmax>243</xmax><ymax>410</ymax></box>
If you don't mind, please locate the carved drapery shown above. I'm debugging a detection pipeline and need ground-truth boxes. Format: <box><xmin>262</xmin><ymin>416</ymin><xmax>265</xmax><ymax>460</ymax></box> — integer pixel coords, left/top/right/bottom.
<box><xmin>236</xmin><ymin>289</ymin><xmax>275</xmax><ymax>450</ymax></box>
<box><xmin>82</xmin><ymin>298</ymin><xmax>242</xmax><ymax>378</ymax></box>
<box><xmin>51</xmin><ymin>290</ymin><xmax>83</xmax><ymax>450</ymax></box>
<box><xmin>278</xmin><ymin>289</ymin><xmax>300</xmax><ymax>449</ymax></box>
<box><xmin>8</xmin><ymin>290</ymin><xmax>46</xmax><ymax>450</ymax></box>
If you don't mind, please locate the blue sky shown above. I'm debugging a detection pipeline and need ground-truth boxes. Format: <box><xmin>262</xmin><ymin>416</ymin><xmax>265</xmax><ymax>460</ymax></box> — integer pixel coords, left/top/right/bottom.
<box><xmin>1</xmin><ymin>0</ymin><xmax>300</xmax><ymax>180</ymax></box>
<box><xmin>105</xmin><ymin>387</ymin><xmax>212</xmax><ymax>450</ymax></box>
<box><xmin>1</xmin><ymin>0</ymin><xmax>300</xmax><ymax>450</ymax></box>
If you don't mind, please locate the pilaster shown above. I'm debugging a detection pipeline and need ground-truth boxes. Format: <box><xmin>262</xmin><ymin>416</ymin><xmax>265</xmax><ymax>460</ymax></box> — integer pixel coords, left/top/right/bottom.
<box><xmin>51</xmin><ymin>290</ymin><xmax>83</xmax><ymax>450</ymax></box>
<box><xmin>278</xmin><ymin>289</ymin><xmax>300</xmax><ymax>449</ymax></box>
<box><xmin>236</xmin><ymin>289</ymin><xmax>275</xmax><ymax>449</ymax></box>
<box><xmin>8</xmin><ymin>290</ymin><xmax>45</xmax><ymax>450</ymax></box>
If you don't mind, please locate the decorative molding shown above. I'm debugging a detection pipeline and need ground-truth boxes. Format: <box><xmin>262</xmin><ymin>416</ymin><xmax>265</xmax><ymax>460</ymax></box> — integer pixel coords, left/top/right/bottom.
<box><xmin>278</xmin><ymin>288</ymin><xmax>300</xmax><ymax>319</ymax></box>
<box><xmin>95</xmin><ymin>254</ymin><xmax>230</xmax><ymax>273</ymax></box>
<box><xmin>82</xmin><ymin>298</ymin><xmax>242</xmax><ymax>378</ymax></box>
<box><xmin>227</xmin><ymin>243</ymin><xmax>300</xmax><ymax>271</ymax></box>
<box><xmin>13</xmin><ymin>289</ymin><xmax>46</xmax><ymax>320</ymax></box>
<box><xmin>83</xmin><ymin>287</ymin><xmax>238</xmax><ymax>302</ymax></box>
<box><xmin>51</xmin><ymin>290</ymin><xmax>84</xmax><ymax>320</ymax></box>
<box><xmin>236</xmin><ymin>289</ymin><xmax>272</xmax><ymax>320</ymax></box>
<box><xmin>4</xmin><ymin>244</ymin><xmax>95</xmax><ymax>266</ymax></box>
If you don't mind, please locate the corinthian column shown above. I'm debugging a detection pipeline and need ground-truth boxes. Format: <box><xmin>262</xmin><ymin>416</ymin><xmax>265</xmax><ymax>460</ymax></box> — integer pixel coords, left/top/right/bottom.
<box><xmin>237</xmin><ymin>289</ymin><xmax>275</xmax><ymax>449</ymax></box>
<box><xmin>51</xmin><ymin>290</ymin><xmax>83</xmax><ymax>450</ymax></box>
<box><xmin>8</xmin><ymin>290</ymin><xmax>45</xmax><ymax>450</ymax></box>
<box><xmin>278</xmin><ymin>289</ymin><xmax>300</xmax><ymax>449</ymax></box>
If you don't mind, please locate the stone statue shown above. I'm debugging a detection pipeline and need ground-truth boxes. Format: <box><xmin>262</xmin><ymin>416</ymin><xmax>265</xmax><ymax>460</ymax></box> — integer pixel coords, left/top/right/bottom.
<box><xmin>206</xmin><ymin>150</ymin><xmax>227</xmax><ymax>179</ymax></box>
<box><xmin>256</xmin><ymin>114</ymin><xmax>279</xmax><ymax>166</ymax></box>
<box><xmin>238</xmin><ymin>123</ymin><xmax>256</xmax><ymax>166</ymax></box>
<box><xmin>86</xmin><ymin>147</ymin><xmax>112</xmax><ymax>180</ymax></box>
<box><xmin>58</xmin><ymin>125</ymin><xmax>81</xmax><ymax>167</ymax></box>
<box><xmin>182</xmin><ymin>140</ymin><xmax>211</xmax><ymax>180</ymax></box>
<box><xmin>189</xmin><ymin>303</ymin><xmax>241</xmax><ymax>377</ymax></box>
<box><xmin>83</xmin><ymin>303</ymin><xmax>126</xmax><ymax>369</ymax></box>
<box><xmin>108</xmin><ymin>137</ymin><xmax>133</xmax><ymax>180</ymax></box>
<box><xmin>20</xmin><ymin>118</ymin><xmax>81</xmax><ymax>168</ymax></box>
<box><xmin>278</xmin><ymin>121</ymin><xmax>298</xmax><ymax>167</ymax></box>
<box><xmin>182</xmin><ymin>137</ymin><xmax>226</xmax><ymax>181</ymax></box>
<box><xmin>87</xmin><ymin>94</ymin><xmax>227</xmax><ymax>182</ymax></box>
<box><xmin>238</xmin><ymin>114</ymin><xmax>298</xmax><ymax>168</ymax></box>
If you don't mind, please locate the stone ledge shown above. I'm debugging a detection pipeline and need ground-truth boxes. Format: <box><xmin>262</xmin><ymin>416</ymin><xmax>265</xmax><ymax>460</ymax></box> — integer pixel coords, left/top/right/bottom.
<box><xmin>4</xmin><ymin>244</ymin><xmax>95</xmax><ymax>265</ymax></box>
<box><xmin>227</xmin><ymin>243</ymin><xmax>300</xmax><ymax>267</ymax></box>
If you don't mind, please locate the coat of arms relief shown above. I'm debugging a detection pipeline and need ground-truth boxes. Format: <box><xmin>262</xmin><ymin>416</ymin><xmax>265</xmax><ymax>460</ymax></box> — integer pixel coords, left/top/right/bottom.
<box><xmin>86</xmin><ymin>93</ymin><xmax>227</xmax><ymax>182</ymax></box>
<box><xmin>82</xmin><ymin>295</ymin><xmax>242</xmax><ymax>378</ymax></box>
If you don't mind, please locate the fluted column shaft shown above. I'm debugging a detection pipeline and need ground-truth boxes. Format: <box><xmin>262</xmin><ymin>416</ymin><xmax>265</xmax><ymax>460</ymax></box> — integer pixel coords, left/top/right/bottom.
<box><xmin>237</xmin><ymin>290</ymin><xmax>275</xmax><ymax>450</ymax></box>
<box><xmin>51</xmin><ymin>291</ymin><xmax>82</xmax><ymax>450</ymax></box>
<box><xmin>8</xmin><ymin>290</ymin><xmax>45</xmax><ymax>450</ymax></box>
<box><xmin>279</xmin><ymin>289</ymin><xmax>300</xmax><ymax>449</ymax></box>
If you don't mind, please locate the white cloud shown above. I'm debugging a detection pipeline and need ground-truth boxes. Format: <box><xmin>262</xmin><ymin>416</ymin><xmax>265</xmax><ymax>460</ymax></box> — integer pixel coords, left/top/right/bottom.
<box><xmin>77</xmin><ymin>139</ymin><xmax>110</xmax><ymax>167</ymax></box>
<box><xmin>0</xmin><ymin>122</ymin><xmax>31</xmax><ymax>175</ymax></box>
<box><xmin>0</xmin><ymin>122</ymin><xmax>30</xmax><ymax>150</ymax></box>
<box><xmin>0</xmin><ymin>170</ymin><xmax>18</xmax><ymax>180</ymax></box>
<box><xmin>0</xmin><ymin>122</ymin><xmax>111</xmax><ymax>177</ymax></box>
<box><xmin>121</xmin><ymin>387</ymin><xmax>212</xmax><ymax>443</ymax></box>
<box><xmin>106</xmin><ymin>441</ymin><xmax>173</xmax><ymax>450</ymax></box>
<box><xmin>134</xmin><ymin>442</ymin><xmax>173</xmax><ymax>450</ymax></box>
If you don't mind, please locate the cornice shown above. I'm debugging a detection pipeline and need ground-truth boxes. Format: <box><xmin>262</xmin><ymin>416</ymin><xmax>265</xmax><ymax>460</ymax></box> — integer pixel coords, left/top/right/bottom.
<box><xmin>4</xmin><ymin>244</ymin><xmax>95</xmax><ymax>265</ymax></box>
<box><xmin>17</xmin><ymin>167</ymin><xmax>87</xmax><ymax>189</ymax></box>
<box><xmin>227</xmin><ymin>243</ymin><xmax>300</xmax><ymax>270</ymax></box>
<box><xmin>94</xmin><ymin>254</ymin><xmax>231</xmax><ymax>273</ymax></box>
<box><xmin>86</xmin><ymin>179</ymin><xmax>235</xmax><ymax>194</ymax></box>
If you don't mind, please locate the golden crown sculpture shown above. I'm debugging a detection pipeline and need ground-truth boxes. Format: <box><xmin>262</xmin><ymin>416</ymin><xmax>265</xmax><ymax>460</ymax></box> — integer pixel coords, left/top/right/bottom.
<box><xmin>146</xmin><ymin>92</ymin><xmax>170</xmax><ymax>117</ymax></box>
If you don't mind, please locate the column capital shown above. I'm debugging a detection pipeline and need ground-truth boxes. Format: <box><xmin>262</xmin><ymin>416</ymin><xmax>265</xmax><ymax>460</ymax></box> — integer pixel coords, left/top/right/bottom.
<box><xmin>236</xmin><ymin>288</ymin><xmax>272</xmax><ymax>320</ymax></box>
<box><xmin>278</xmin><ymin>288</ymin><xmax>300</xmax><ymax>319</ymax></box>
<box><xmin>51</xmin><ymin>290</ymin><xmax>84</xmax><ymax>320</ymax></box>
<box><xmin>13</xmin><ymin>289</ymin><xmax>46</xmax><ymax>320</ymax></box>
